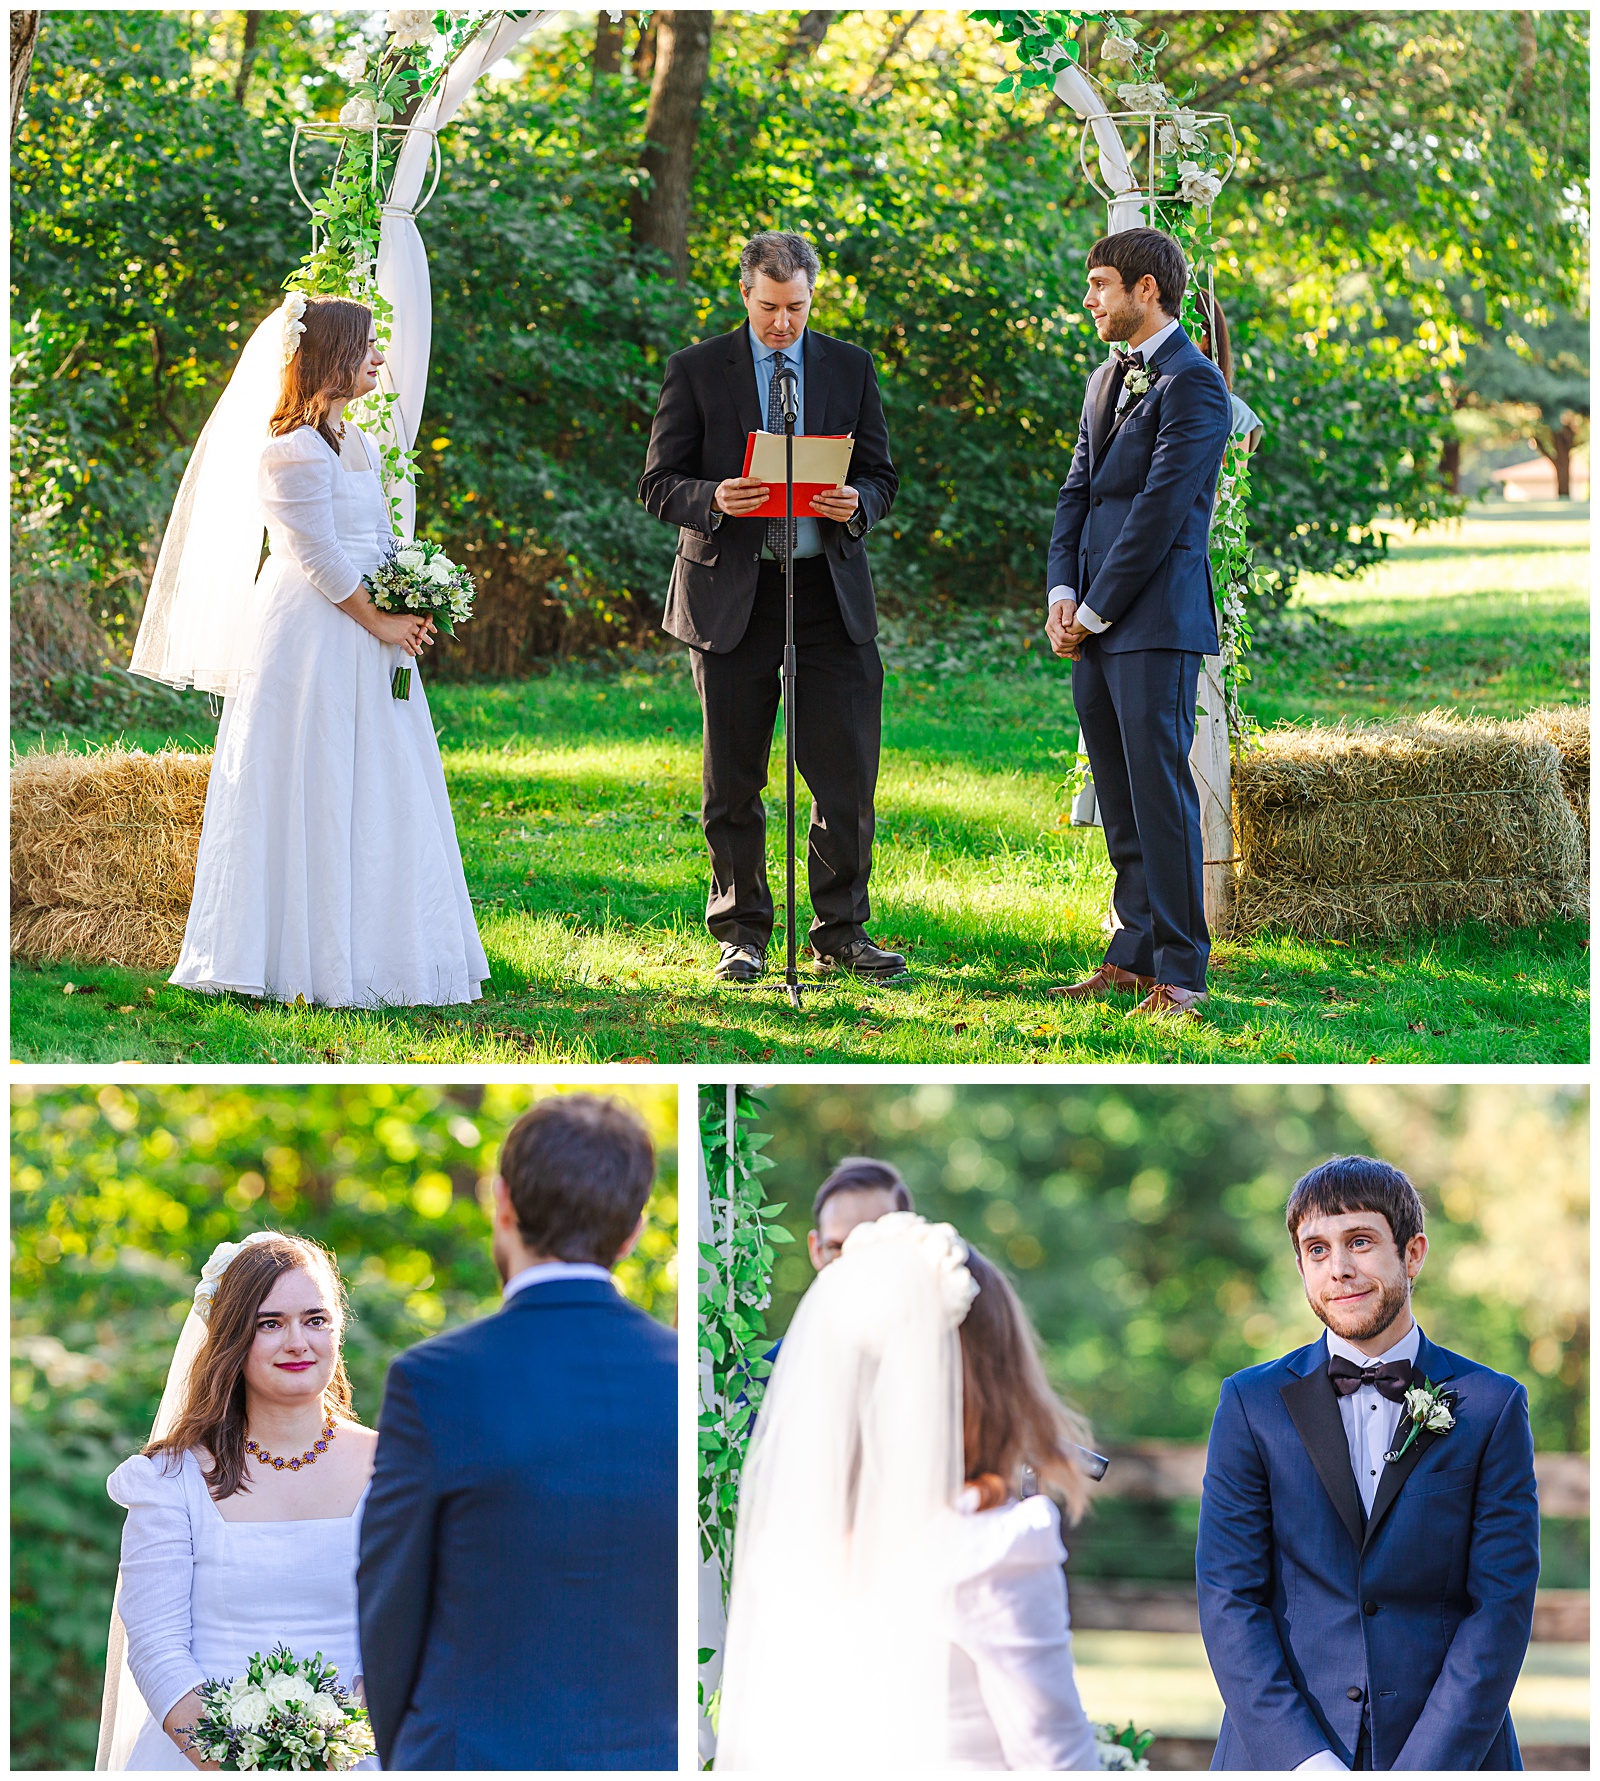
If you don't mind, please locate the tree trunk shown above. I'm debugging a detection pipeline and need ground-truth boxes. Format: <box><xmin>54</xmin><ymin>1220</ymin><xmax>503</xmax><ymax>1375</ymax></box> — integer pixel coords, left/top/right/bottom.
<box><xmin>631</xmin><ymin>15</ymin><xmax>658</xmax><ymax>81</ymax></box>
<box><xmin>594</xmin><ymin>9</ymin><xmax>624</xmax><ymax>77</ymax></box>
<box><xmin>1439</xmin><ymin>434</ymin><xmax>1461</xmax><ymax>495</ymax></box>
<box><xmin>233</xmin><ymin>11</ymin><xmax>262</xmax><ymax>107</ymax></box>
<box><xmin>1548</xmin><ymin>422</ymin><xmax>1574</xmax><ymax>499</ymax></box>
<box><xmin>10</xmin><ymin>10</ymin><xmax>42</xmax><ymax>141</ymax></box>
<box><xmin>630</xmin><ymin>11</ymin><xmax>712</xmax><ymax>282</ymax></box>
<box><xmin>774</xmin><ymin>10</ymin><xmax>836</xmax><ymax>77</ymax></box>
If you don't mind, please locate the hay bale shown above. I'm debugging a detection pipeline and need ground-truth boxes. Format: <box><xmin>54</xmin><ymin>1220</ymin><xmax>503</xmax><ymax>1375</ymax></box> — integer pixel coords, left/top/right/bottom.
<box><xmin>1522</xmin><ymin>704</ymin><xmax>1590</xmax><ymax>835</ymax></box>
<box><xmin>11</xmin><ymin>747</ymin><xmax>211</xmax><ymax>970</ymax></box>
<box><xmin>1233</xmin><ymin>711</ymin><xmax>1587</xmax><ymax>940</ymax></box>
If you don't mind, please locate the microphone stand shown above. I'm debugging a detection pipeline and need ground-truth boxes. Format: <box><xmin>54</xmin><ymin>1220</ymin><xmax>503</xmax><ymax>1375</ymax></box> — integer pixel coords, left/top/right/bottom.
<box><xmin>774</xmin><ymin>362</ymin><xmax>803</xmax><ymax>1012</ymax></box>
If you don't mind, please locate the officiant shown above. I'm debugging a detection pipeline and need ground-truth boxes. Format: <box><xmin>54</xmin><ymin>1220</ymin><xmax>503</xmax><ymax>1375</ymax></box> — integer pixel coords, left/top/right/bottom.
<box><xmin>638</xmin><ymin>231</ymin><xmax>903</xmax><ymax>985</ymax></box>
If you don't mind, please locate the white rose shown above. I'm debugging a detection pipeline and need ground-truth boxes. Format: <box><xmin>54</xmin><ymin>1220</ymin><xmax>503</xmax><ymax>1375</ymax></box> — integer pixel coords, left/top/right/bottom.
<box><xmin>339</xmin><ymin>95</ymin><xmax>379</xmax><ymax>132</ymax></box>
<box><xmin>227</xmin><ymin>1686</ymin><xmax>273</xmax><ymax>1732</ymax></box>
<box><xmin>1100</xmin><ymin>31</ymin><xmax>1139</xmax><ymax>64</ymax></box>
<box><xmin>1171</xmin><ymin>107</ymin><xmax>1204</xmax><ymax>145</ymax></box>
<box><xmin>425</xmin><ymin>558</ymin><xmax>455</xmax><ymax>586</ymax></box>
<box><xmin>263</xmin><ymin>1671</ymin><xmax>316</xmax><ymax>1710</ymax></box>
<box><xmin>387</xmin><ymin>9</ymin><xmax>436</xmax><ymax>49</ymax></box>
<box><xmin>1424</xmin><ymin>1400</ymin><xmax>1456</xmax><ymax>1432</ymax></box>
<box><xmin>1177</xmin><ymin>160</ymin><xmax>1223</xmax><ymax>204</ymax></box>
<box><xmin>336</xmin><ymin>46</ymin><xmax>369</xmax><ymax>82</ymax></box>
<box><xmin>393</xmin><ymin>547</ymin><xmax>424</xmax><ymax>573</ymax></box>
<box><xmin>311</xmin><ymin>1693</ymin><xmax>346</xmax><ymax>1727</ymax></box>
<box><xmin>1116</xmin><ymin>81</ymin><xmax>1169</xmax><ymax>113</ymax></box>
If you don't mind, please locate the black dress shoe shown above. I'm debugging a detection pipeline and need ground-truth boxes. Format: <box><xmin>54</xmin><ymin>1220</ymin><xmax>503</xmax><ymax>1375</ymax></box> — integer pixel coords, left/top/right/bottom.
<box><xmin>712</xmin><ymin>943</ymin><xmax>766</xmax><ymax>983</ymax></box>
<box><xmin>812</xmin><ymin>937</ymin><xmax>909</xmax><ymax>979</ymax></box>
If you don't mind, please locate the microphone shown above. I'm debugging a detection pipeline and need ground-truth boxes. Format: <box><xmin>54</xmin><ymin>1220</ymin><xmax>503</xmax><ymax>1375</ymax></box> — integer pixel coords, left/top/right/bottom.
<box><xmin>774</xmin><ymin>363</ymin><xmax>800</xmax><ymax>425</ymax></box>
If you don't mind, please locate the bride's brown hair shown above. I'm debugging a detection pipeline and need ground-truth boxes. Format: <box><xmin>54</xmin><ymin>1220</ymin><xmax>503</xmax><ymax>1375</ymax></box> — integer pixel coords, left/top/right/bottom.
<box><xmin>145</xmin><ymin>1233</ymin><xmax>354</xmax><ymax>1500</ymax></box>
<box><xmin>269</xmin><ymin>297</ymin><xmax>374</xmax><ymax>454</ymax></box>
<box><xmin>959</xmin><ymin>1246</ymin><xmax>1094</xmax><ymax>1523</ymax></box>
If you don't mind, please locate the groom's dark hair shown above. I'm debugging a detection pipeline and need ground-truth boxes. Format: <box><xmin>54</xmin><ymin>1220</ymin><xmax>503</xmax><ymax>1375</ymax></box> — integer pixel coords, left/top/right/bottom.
<box><xmin>1087</xmin><ymin>227</ymin><xmax>1188</xmax><ymax>316</ymax></box>
<box><xmin>499</xmin><ymin>1094</ymin><xmax>655</xmax><ymax>1265</ymax></box>
<box><xmin>1286</xmin><ymin>1155</ymin><xmax>1426</xmax><ymax>1256</ymax></box>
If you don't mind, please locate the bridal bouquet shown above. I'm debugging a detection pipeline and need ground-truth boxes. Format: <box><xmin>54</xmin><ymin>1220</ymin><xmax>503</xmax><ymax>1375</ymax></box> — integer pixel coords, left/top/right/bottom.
<box><xmin>1096</xmin><ymin>1720</ymin><xmax>1154</xmax><ymax>1770</ymax></box>
<box><xmin>178</xmin><ymin>1645</ymin><xmax>375</xmax><ymax>1771</ymax></box>
<box><xmin>369</xmin><ymin>537</ymin><xmax>476</xmax><ymax>699</ymax></box>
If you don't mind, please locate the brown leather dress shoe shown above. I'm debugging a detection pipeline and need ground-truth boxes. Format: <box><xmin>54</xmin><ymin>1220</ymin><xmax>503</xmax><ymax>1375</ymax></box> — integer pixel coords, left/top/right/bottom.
<box><xmin>1047</xmin><ymin>963</ymin><xmax>1155</xmax><ymax>1001</ymax></box>
<box><xmin>1130</xmin><ymin>983</ymin><xmax>1207</xmax><ymax>1020</ymax></box>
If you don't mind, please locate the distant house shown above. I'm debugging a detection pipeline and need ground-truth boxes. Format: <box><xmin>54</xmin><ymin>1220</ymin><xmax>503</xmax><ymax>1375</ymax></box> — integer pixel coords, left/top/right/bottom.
<box><xmin>1487</xmin><ymin>456</ymin><xmax>1590</xmax><ymax>501</ymax></box>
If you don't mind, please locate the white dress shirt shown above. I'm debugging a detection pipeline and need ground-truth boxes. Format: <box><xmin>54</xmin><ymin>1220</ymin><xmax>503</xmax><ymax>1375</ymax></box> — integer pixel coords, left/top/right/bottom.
<box><xmin>502</xmin><ymin>1260</ymin><xmax>614</xmax><ymax>1302</ymax></box>
<box><xmin>1292</xmin><ymin>1319</ymin><xmax>1421</xmax><ymax>1773</ymax></box>
<box><xmin>1047</xmin><ymin>314</ymin><xmax>1187</xmax><ymax>628</ymax></box>
<box><xmin>1327</xmin><ymin>1320</ymin><xmax>1420</xmax><ymax>1514</ymax></box>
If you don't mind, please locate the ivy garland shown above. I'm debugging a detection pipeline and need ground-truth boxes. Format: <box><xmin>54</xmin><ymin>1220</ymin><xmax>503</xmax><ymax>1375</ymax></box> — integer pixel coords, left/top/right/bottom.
<box><xmin>977</xmin><ymin>8</ymin><xmax>1260</xmax><ymax>746</ymax></box>
<box><xmin>696</xmin><ymin>1086</ymin><xmax>791</xmax><ymax>1734</ymax></box>
<box><xmin>283</xmin><ymin>10</ymin><xmax>531</xmax><ymax>522</ymax></box>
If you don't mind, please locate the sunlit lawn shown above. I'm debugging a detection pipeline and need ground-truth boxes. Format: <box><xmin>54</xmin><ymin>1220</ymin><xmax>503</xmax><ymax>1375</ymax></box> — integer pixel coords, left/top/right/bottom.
<box><xmin>10</xmin><ymin>504</ymin><xmax>1588</xmax><ymax>1063</ymax></box>
<box><xmin>1072</xmin><ymin>1630</ymin><xmax>1589</xmax><ymax>1753</ymax></box>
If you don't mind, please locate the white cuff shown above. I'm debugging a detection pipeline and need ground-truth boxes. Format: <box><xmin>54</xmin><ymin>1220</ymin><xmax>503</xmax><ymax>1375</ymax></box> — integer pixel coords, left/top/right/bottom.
<box><xmin>1047</xmin><ymin>585</ymin><xmax>1076</xmax><ymax>610</ymax></box>
<box><xmin>1294</xmin><ymin>1752</ymin><xmax>1347</xmax><ymax>1772</ymax></box>
<box><xmin>1076</xmin><ymin>605</ymin><xmax>1110</xmax><ymax>633</ymax></box>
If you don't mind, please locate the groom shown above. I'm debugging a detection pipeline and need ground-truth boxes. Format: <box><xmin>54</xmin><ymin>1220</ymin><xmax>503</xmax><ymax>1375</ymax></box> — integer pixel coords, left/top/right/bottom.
<box><xmin>1044</xmin><ymin>227</ymin><xmax>1232</xmax><ymax>1019</ymax></box>
<box><xmin>358</xmin><ymin>1094</ymin><xmax>676</xmax><ymax>1769</ymax></box>
<box><xmin>1196</xmin><ymin>1155</ymin><xmax>1540</xmax><ymax>1770</ymax></box>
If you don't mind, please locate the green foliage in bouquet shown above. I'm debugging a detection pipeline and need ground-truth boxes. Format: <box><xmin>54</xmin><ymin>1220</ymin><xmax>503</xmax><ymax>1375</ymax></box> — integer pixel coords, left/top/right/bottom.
<box><xmin>1095</xmin><ymin>1719</ymin><xmax>1156</xmax><ymax>1770</ymax></box>
<box><xmin>370</xmin><ymin>537</ymin><xmax>476</xmax><ymax>637</ymax></box>
<box><xmin>180</xmin><ymin>1644</ymin><xmax>374</xmax><ymax>1772</ymax></box>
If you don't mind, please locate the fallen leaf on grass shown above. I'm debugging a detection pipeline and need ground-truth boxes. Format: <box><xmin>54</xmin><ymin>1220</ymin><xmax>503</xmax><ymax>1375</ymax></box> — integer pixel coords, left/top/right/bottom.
<box><xmin>951</xmin><ymin>1022</ymin><xmax>968</xmax><ymax>1035</ymax></box>
<box><xmin>614</xmin><ymin>1054</ymin><xmax>657</xmax><ymax>1064</ymax></box>
<box><xmin>62</xmin><ymin>983</ymin><xmax>76</xmax><ymax>996</ymax></box>
<box><xmin>115</xmin><ymin>1005</ymin><xmax>136</xmax><ymax>1014</ymax></box>
<box><xmin>144</xmin><ymin>987</ymin><xmax>157</xmax><ymax>1000</ymax></box>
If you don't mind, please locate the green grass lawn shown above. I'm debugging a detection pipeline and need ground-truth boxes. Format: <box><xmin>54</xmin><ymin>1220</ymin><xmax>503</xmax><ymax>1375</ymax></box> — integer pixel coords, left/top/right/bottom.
<box><xmin>10</xmin><ymin>505</ymin><xmax>1588</xmax><ymax>1064</ymax></box>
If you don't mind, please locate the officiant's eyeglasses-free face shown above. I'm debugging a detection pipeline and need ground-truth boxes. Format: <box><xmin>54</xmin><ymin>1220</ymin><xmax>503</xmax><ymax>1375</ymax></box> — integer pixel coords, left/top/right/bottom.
<box><xmin>741</xmin><ymin>271</ymin><xmax>813</xmax><ymax>352</ymax></box>
<box><xmin>245</xmin><ymin>1266</ymin><xmax>341</xmax><ymax>1404</ymax></box>
<box><xmin>1294</xmin><ymin>1212</ymin><xmax>1428</xmax><ymax>1343</ymax></box>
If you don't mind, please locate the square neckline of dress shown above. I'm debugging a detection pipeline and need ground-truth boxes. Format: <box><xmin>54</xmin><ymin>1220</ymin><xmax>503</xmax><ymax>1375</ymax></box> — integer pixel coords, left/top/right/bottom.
<box><xmin>187</xmin><ymin>1449</ymin><xmax>372</xmax><ymax>1527</ymax></box>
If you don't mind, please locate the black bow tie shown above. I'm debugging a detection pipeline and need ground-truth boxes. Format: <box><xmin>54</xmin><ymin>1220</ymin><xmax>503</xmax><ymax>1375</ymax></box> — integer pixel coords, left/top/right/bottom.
<box><xmin>1328</xmin><ymin>1355</ymin><xmax>1412</xmax><ymax>1402</ymax></box>
<box><xmin>1114</xmin><ymin>346</ymin><xmax>1145</xmax><ymax>370</ymax></box>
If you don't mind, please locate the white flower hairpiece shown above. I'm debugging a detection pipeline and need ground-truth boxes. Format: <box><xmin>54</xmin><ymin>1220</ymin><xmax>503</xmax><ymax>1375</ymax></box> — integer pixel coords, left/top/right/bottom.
<box><xmin>193</xmin><ymin>1230</ymin><xmax>279</xmax><ymax>1322</ymax></box>
<box><xmin>280</xmin><ymin>291</ymin><xmax>308</xmax><ymax>366</ymax></box>
<box><xmin>843</xmin><ymin>1210</ymin><xmax>980</xmax><ymax>1327</ymax></box>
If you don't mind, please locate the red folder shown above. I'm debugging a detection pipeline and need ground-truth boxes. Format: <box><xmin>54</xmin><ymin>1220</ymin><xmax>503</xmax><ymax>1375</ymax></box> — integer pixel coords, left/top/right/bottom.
<box><xmin>741</xmin><ymin>431</ymin><xmax>855</xmax><ymax>520</ymax></box>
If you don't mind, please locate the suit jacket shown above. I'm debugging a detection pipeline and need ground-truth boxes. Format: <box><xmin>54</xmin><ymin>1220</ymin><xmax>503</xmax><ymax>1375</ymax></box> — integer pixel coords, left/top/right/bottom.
<box><xmin>357</xmin><ymin>1278</ymin><xmax>677</xmax><ymax>1770</ymax></box>
<box><xmin>1046</xmin><ymin>323</ymin><xmax>1231</xmax><ymax>654</ymax></box>
<box><xmin>1196</xmin><ymin>1330</ymin><xmax>1540</xmax><ymax>1772</ymax></box>
<box><xmin>637</xmin><ymin>323</ymin><xmax>899</xmax><ymax>653</ymax></box>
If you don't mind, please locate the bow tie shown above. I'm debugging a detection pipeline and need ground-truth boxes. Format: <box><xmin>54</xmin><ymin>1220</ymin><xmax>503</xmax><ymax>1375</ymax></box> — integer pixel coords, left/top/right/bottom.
<box><xmin>1328</xmin><ymin>1355</ymin><xmax>1413</xmax><ymax>1402</ymax></box>
<box><xmin>1114</xmin><ymin>346</ymin><xmax>1145</xmax><ymax>369</ymax></box>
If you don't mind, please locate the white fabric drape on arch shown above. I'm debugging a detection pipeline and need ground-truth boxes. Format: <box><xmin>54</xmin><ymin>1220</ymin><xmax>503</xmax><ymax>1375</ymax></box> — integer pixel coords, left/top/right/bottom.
<box><xmin>375</xmin><ymin>11</ymin><xmax>557</xmax><ymax>537</ymax></box>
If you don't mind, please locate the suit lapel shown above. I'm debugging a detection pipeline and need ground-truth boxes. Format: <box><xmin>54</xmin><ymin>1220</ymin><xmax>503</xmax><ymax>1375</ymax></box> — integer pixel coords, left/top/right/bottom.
<box><xmin>1102</xmin><ymin>324</ymin><xmax>1191</xmax><ymax>452</ymax></box>
<box><xmin>723</xmin><ymin>324</ymin><xmax>764</xmax><ymax>440</ymax></box>
<box><xmin>1088</xmin><ymin>357</ymin><xmax>1119</xmax><ymax>472</ymax></box>
<box><xmin>802</xmin><ymin>330</ymin><xmax>827</xmax><ymax>437</ymax></box>
<box><xmin>1364</xmin><ymin>1334</ymin><xmax>1459</xmax><ymax>1550</ymax></box>
<box><xmin>1281</xmin><ymin>1349</ymin><xmax>1367</xmax><ymax>1552</ymax></box>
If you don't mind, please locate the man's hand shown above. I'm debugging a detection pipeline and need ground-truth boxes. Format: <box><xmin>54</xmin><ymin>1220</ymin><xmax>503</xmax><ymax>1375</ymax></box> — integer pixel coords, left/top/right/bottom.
<box><xmin>810</xmin><ymin>484</ymin><xmax>860</xmax><ymax>521</ymax></box>
<box><xmin>1046</xmin><ymin>599</ymin><xmax>1089</xmax><ymax>660</ymax></box>
<box><xmin>713</xmin><ymin>476</ymin><xmax>770</xmax><ymax>517</ymax></box>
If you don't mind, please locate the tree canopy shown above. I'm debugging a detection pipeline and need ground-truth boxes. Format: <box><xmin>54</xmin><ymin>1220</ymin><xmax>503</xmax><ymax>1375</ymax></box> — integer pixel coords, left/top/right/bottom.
<box><xmin>11</xmin><ymin>9</ymin><xmax>1589</xmax><ymax>668</ymax></box>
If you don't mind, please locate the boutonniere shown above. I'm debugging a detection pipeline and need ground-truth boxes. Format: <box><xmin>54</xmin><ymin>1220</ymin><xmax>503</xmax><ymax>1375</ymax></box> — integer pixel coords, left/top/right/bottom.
<box><xmin>1384</xmin><ymin>1378</ymin><xmax>1457</xmax><ymax>1464</ymax></box>
<box><xmin>1123</xmin><ymin>362</ymin><xmax>1155</xmax><ymax>397</ymax></box>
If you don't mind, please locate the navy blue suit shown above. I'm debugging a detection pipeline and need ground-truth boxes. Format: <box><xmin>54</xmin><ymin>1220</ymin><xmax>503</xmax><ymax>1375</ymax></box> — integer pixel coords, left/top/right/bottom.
<box><xmin>357</xmin><ymin>1278</ymin><xmax>677</xmax><ymax>1770</ymax></box>
<box><xmin>1197</xmin><ymin>1330</ymin><xmax>1540</xmax><ymax>1771</ymax></box>
<box><xmin>1047</xmin><ymin>323</ymin><xmax>1231</xmax><ymax>989</ymax></box>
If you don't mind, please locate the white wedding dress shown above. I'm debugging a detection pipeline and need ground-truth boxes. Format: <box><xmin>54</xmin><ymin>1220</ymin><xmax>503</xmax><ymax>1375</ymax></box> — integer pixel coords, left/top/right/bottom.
<box><xmin>106</xmin><ymin>1451</ymin><xmax>378</xmax><ymax>1771</ymax></box>
<box><xmin>169</xmin><ymin>422</ymin><xmax>488</xmax><ymax>1008</ymax></box>
<box><xmin>947</xmin><ymin>1495</ymin><xmax>1100</xmax><ymax>1770</ymax></box>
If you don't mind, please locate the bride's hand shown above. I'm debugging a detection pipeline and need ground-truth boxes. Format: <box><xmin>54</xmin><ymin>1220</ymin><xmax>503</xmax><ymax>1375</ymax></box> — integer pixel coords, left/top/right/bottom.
<box><xmin>370</xmin><ymin>611</ymin><xmax>432</xmax><ymax>657</ymax></box>
<box><xmin>163</xmin><ymin>1691</ymin><xmax>222</xmax><ymax>1771</ymax></box>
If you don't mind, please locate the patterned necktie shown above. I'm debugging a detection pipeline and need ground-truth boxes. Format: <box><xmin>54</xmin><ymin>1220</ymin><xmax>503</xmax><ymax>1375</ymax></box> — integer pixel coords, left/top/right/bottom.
<box><xmin>1328</xmin><ymin>1355</ymin><xmax>1412</xmax><ymax>1402</ymax></box>
<box><xmin>765</xmin><ymin>351</ymin><xmax>797</xmax><ymax>559</ymax></box>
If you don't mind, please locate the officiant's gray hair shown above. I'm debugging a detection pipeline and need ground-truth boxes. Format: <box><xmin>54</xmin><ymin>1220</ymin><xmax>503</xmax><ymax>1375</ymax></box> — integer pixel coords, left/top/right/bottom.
<box><xmin>740</xmin><ymin>231</ymin><xmax>821</xmax><ymax>291</ymax></box>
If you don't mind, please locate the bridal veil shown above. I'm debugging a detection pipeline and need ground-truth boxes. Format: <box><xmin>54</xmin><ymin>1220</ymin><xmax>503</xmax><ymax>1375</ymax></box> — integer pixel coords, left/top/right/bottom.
<box><xmin>715</xmin><ymin>1212</ymin><xmax>978</xmax><ymax>1772</ymax></box>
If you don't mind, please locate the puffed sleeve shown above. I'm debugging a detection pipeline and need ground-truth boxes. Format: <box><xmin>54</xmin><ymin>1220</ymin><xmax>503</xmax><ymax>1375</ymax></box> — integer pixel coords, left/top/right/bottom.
<box><xmin>258</xmin><ymin>430</ymin><xmax>364</xmax><ymax>604</ymax></box>
<box><xmin>952</xmin><ymin>1499</ymin><xmax>1101</xmax><ymax>1771</ymax></box>
<box><xmin>107</xmin><ymin>1453</ymin><xmax>208</xmax><ymax>1727</ymax></box>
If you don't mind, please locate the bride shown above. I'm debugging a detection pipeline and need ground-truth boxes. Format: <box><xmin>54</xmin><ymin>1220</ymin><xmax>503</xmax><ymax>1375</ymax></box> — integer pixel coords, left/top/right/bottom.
<box><xmin>98</xmin><ymin>1232</ymin><xmax>380</xmax><ymax>1770</ymax></box>
<box><xmin>132</xmin><ymin>294</ymin><xmax>488</xmax><ymax>1009</ymax></box>
<box><xmin>715</xmin><ymin>1212</ymin><xmax>1101</xmax><ymax>1771</ymax></box>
